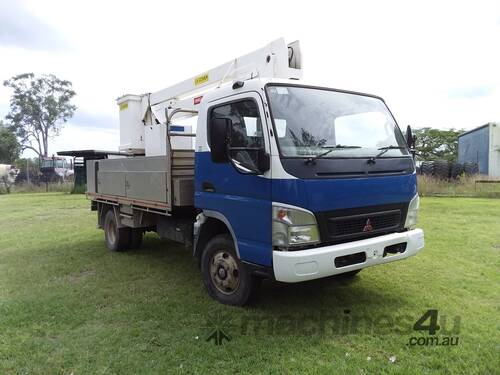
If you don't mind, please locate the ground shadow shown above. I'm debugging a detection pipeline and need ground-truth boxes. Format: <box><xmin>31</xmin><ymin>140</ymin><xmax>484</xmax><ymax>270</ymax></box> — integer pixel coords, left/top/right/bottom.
<box><xmin>75</xmin><ymin>234</ymin><xmax>412</xmax><ymax>312</ymax></box>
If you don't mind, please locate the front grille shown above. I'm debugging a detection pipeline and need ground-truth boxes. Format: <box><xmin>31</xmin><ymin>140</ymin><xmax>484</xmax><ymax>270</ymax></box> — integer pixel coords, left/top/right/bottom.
<box><xmin>317</xmin><ymin>203</ymin><xmax>407</xmax><ymax>244</ymax></box>
<box><xmin>329</xmin><ymin>210</ymin><xmax>401</xmax><ymax>237</ymax></box>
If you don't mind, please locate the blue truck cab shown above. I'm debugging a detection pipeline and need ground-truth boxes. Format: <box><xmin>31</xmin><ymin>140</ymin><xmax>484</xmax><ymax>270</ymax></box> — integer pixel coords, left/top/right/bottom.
<box><xmin>192</xmin><ymin>77</ymin><xmax>424</xmax><ymax>305</ymax></box>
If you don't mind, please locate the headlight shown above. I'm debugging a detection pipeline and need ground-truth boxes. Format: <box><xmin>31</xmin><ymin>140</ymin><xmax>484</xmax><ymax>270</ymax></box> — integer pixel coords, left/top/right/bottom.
<box><xmin>272</xmin><ymin>204</ymin><xmax>320</xmax><ymax>249</ymax></box>
<box><xmin>404</xmin><ymin>194</ymin><xmax>420</xmax><ymax>229</ymax></box>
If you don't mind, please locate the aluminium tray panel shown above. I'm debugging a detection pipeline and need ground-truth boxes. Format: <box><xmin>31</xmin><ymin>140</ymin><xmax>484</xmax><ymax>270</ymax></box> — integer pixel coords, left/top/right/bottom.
<box><xmin>87</xmin><ymin>154</ymin><xmax>195</xmax><ymax>207</ymax></box>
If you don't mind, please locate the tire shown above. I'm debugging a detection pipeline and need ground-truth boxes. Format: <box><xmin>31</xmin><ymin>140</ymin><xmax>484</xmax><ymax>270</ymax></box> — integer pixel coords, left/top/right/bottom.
<box><xmin>201</xmin><ymin>234</ymin><xmax>256</xmax><ymax>306</ymax></box>
<box><xmin>463</xmin><ymin>162</ymin><xmax>479</xmax><ymax>176</ymax></box>
<box><xmin>335</xmin><ymin>269</ymin><xmax>361</xmax><ymax>279</ymax></box>
<box><xmin>450</xmin><ymin>162</ymin><xmax>464</xmax><ymax>179</ymax></box>
<box><xmin>130</xmin><ymin>228</ymin><xmax>143</xmax><ymax>249</ymax></box>
<box><xmin>434</xmin><ymin>160</ymin><xmax>450</xmax><ymax>179</ymax></box>
<box><xmin>104</xmin><ymin>210</ymin><xmax>131</xmax><ymax>251</ymax></box>
<box><xmin>420</xmin><ymin>161</ymin><xmax>434</xmax><ymax>176</ymax></box>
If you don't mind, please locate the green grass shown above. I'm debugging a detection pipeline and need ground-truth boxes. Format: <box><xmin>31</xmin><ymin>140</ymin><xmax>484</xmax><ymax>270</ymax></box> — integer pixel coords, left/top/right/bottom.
<box><xmin>0</xmin><ymin>194</ymin><xmax>499</xmax><ymax>374</ymax></box>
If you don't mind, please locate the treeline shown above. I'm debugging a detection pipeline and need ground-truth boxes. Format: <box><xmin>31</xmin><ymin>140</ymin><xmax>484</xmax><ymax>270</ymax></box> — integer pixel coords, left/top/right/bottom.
<box><xmin>413</xmin><ymin>128</ymin><xmax>465</xmax><ymax>162</ymax></box>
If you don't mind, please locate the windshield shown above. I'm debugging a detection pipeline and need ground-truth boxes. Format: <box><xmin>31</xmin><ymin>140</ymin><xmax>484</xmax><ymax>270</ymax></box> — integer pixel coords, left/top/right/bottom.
<box><xmin>41</xmin><ymin>160</ymin><xmax>54</xmax><ymax>168</ymax></box>
<box><xmin>266</xmin><ymin>85</ymin><xmax>409</xmax><ymax>158</ymax></box>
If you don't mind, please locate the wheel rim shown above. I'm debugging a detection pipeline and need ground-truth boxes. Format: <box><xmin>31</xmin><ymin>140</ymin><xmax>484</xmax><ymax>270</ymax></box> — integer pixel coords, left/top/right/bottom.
<box><xmin>210</xmin><ymin>250</ymin><xmax>240</xmax><ymax>295</ymax></box>
<box><xmin>107</xmin><ymin>219</ymin><xmax>116</xmax><ymax>245</ymax></box>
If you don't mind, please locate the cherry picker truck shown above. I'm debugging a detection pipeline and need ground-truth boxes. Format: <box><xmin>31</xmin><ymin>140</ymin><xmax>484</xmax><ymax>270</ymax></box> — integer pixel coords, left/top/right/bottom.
<box><xmin>86</xmin><ymin>38</ymin><xmax>424</xmax><ymax>305</ymax></box>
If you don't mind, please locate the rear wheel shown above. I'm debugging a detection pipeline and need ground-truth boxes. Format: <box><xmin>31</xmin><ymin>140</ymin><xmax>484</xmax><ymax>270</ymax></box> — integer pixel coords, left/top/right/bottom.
<box><xmin>104</xmin><ymin>210</ymin><xmax>130</xmax><ymax>251</ymax></box>
<box><xmin>201</xmin><ymin>234</ymin><xmax>256</xmax><ymax>306</ymax></box>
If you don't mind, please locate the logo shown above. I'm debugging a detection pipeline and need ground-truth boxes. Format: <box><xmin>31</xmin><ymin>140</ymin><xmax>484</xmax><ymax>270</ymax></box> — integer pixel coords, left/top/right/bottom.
<box><xmin>407</xmin><ymin>309</ymin><xmax>461</xmax><ymax>347</ymax></box>
<box><xmin>363</xmin><ymin>219</ymin><xmax>373</xmax><ymax>232</ymax></box>
<box><xmin>206</xmin><ymin>328</ymin><xmax>231</xmax><ymax>346</ymax></box>
<box><xmin>194</xmin><ymin>73</ymin><xmax>209</xmax><ymax>86</ymax></box>
<box><xmin>202</xmin><ymin>312</ymin><xmax>233</xmax><ymax>346</ymax></box>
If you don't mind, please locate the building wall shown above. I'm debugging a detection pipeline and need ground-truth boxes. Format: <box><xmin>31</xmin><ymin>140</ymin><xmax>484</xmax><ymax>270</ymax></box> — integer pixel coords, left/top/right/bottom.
<box><xmin>488</xmin><ymin>123</ymin><xmax>500</xmax><ymax>178</ymax></box>
<box><xmin>458</xmin><ymin>125</ymin><xmax>490</xmax><ymax>174</ymax></box>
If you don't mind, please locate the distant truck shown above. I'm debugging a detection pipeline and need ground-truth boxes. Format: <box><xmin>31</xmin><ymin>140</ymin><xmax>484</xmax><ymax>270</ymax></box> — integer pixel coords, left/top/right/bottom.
<box><xmin>85</xmin><ymin>39</ymin><xmax>424</xmax><ymax>305</ymax></box>
<box><xmin>40</xmin><ymin>156</ymin><xmax>74</xmax><ymax>183</ymax></box>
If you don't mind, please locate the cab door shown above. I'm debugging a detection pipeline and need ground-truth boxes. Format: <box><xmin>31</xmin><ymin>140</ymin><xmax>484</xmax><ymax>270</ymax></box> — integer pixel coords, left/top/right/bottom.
<box><xmin>194</xmin><ymin>92</ymin><xmax>272</xmax><ymax>266</ymax></box>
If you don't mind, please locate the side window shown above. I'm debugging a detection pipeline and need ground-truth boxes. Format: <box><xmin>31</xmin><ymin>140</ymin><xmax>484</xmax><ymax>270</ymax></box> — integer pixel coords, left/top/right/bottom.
<box><xmin>209</xmin><ymin>99</ymin><xmax>265</xmax><ymax>170</ymax></box>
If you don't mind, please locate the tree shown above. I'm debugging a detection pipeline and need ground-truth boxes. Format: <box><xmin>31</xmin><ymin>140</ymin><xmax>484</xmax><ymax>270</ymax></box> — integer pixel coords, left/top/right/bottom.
<box><xmin>0</xmin><ymin>120</ymin><xmax>21</xmax><ymax>163</ymax></box>
<box><xmin>413</xmin><ymin>127</ymin><xmax>465</xmax><ymax>162</ymax></box>
<box><xmin>3</xmin><ymin>73</ymin><xmax>76</xmax><ymax>158</ymax></box>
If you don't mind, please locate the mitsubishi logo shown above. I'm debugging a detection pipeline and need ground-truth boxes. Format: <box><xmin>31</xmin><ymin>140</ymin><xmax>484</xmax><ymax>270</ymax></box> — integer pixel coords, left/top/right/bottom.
<box><xmin>363</xmin><ymin>219</ymin><xmax>373</xmax><ymax>232</ymax></box>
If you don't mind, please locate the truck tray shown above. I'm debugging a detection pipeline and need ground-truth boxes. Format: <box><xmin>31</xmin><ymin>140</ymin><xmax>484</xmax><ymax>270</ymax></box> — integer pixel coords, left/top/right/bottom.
<box><xmin>86</xmin><ymin>151</ymin><xmax>194</xmax><ymax>210</ymax></box>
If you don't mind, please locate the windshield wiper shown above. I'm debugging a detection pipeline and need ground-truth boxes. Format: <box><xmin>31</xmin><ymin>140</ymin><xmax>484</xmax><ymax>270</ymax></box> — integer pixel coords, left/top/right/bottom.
<box><xmin>375</xmin><ymin>145</ymin><xmax>406</xmax><ymax>157</ymax></box>
<box><xmin>367</xmin><ymin>145</ymin><xmax>407</xmax><ymax>164</ymax></box>
<box><xmin>305</xmin><ymin>145</ymin><xmax>361</xmax><ymax>164</ymax></box>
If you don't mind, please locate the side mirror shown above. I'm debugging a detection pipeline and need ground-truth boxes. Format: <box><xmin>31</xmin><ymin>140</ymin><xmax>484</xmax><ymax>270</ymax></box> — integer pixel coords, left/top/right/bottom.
<box><xmin>406</xmin><ymin>125</ymin><xmax>414</xmax><ymax>148</ymax></box>
<box><xmin>210</xmin><ymin>118</ymin><xmax>231</xmax><ymax>163</ymax></box>
<box><xmin>406</xmin><ymin>125</ymin><xmax>417</xmax><ymax>159</ymax></box>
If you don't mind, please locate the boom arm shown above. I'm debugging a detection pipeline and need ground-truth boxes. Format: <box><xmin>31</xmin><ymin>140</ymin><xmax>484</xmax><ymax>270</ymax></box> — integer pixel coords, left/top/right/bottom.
<box><xmin>118</xmin><ymin>38</ymin><xmax>302</xmax><ymax>126</ymax></box>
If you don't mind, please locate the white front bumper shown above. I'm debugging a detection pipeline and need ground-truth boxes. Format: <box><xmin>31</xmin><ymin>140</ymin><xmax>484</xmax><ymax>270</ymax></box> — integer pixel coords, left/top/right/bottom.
<box><xmin>273</xmin><ymin>229</ymin><xmax>424</xmax><ymax>283</ymax></box>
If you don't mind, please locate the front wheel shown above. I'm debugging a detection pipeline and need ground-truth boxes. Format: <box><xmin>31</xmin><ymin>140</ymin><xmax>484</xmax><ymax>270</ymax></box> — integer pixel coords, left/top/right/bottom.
<box><xmin>201</xmin><ymin>234</ymin><xmax>257</xmax><ymax>306</ymax></box>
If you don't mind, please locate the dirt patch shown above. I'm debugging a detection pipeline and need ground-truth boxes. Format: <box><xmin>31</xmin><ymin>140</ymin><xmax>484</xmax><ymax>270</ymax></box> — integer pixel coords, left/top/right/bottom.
<box><xmin>68</xmin><ymin>269</ymin><xmax>95</xmax><ymax>283</ymax></box>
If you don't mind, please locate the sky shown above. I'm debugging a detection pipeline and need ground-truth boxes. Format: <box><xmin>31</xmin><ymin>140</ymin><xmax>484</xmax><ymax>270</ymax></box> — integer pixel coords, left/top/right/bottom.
<box><xmin>0</xmin><ymin>0</ymin><xmax>499</xmax><ymax>157</ymax></box>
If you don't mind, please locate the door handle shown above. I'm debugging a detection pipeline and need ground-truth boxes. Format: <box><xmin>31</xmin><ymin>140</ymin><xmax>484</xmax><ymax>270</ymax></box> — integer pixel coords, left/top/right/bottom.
<box><xmin>202</xmin><ymin>182</ymin><xmax>215</xmax><ymax>192</ymax></box>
